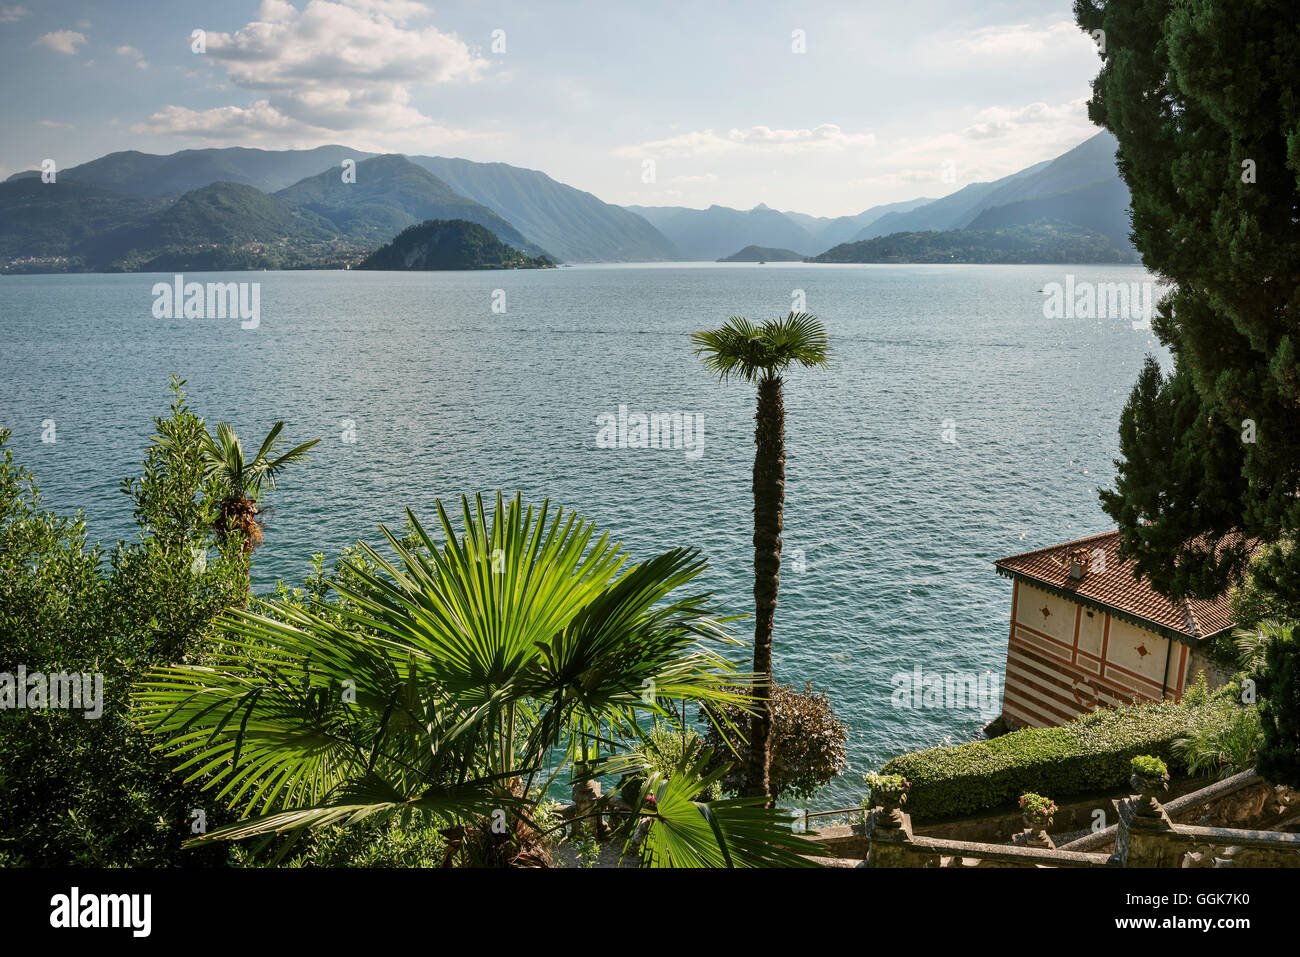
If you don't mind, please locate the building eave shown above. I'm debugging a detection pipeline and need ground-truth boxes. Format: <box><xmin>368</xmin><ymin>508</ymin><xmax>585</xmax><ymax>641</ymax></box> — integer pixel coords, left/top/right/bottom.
<box><xmin>994</xmin><ymin>564</ymin><xmax>1206</xmax><ymax>646</ymax></box>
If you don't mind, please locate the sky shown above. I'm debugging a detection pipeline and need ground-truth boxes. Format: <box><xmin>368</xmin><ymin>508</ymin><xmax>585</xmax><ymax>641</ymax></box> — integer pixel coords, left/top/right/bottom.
<box><xmin>0</xmin><ymin>0</ymin><xmax>1107</xmax><ymax>217</ymax></box>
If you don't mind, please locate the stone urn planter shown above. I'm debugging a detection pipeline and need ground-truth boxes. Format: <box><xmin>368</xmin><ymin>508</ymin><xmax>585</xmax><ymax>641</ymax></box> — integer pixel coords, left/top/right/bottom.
<box><xmin>1131</xmin><ymin>772</ymin><xmax>1170</xmax><ymax>817</ymax></box>
<box><xmin>1130</xmin><ymin>756</ymin><xmax>1170</xmax><ymax>820</ymax></box>
<box><xmin>864</xmin><ymin>772</ymin><xmax>911</xmax><ymax>830</ymax></box>
<box><xmin>1021</xmin><ymin>811</ymin><xmax>1054</xmax><ymax>829</ymax></box>
<box><xmin>1018</xmin><ymin>792</ymin><xmax>1057</xmax><ymax>848</ymax></box>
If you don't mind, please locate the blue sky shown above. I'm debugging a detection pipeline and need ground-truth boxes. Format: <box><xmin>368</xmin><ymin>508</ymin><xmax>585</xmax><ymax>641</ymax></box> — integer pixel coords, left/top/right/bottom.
<box><xmin>1</xmin><ymin>0</ymin><xmax>1105</xmax><ymax>216</ymax></box>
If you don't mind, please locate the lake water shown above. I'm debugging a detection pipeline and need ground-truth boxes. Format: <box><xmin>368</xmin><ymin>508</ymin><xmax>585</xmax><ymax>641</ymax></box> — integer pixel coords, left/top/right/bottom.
<box><xmin>0</xmin><ymin>263</ymin><xmax>1167</xmax><ymax>809</ymax></box>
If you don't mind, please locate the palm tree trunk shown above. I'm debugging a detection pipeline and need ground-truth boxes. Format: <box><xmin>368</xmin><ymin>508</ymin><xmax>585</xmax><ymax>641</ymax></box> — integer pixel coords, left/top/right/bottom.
<box><xmin>746</xmin><ymin>373</ymin><xmax>785</xmax><ymax>801</ymax></box>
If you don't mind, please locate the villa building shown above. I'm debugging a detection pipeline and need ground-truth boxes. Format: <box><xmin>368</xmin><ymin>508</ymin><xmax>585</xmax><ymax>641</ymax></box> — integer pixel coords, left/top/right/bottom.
<box><xmin>993</xmin><ymin>530</ymin><xmax>1238</xmax><ymax>729</ymax></box>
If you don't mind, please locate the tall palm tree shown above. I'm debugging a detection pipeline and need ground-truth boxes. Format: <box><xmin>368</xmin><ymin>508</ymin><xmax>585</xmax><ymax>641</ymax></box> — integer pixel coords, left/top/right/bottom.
<box><xmin>133</xmin><ymin>492</ymin><xmax>822</xmax><ymax>867</ymax></box>
<box><xmin>195</xmin><ymin>421</ymin><xmax>319</xmax><ymax>553</ymax></box>
<box><xmin>692</xmin><ymin>312</ymin><xmax>830</xmax><ymax>800</ymax></box>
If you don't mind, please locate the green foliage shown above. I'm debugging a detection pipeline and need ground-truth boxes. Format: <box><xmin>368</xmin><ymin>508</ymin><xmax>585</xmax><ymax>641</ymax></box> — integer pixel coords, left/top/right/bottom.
<box><xmin>133</xmin><ymin>493</ymin><xmax>814</xmax><ymax>867</ymax></box>
<box><xmin>1257</xmin><ymin>624</ymin><xmax>1300</xmax><ymax>787</ymax></box>
<box><xmin>880</xmin><ymin>693</ymin><xmax>1242</xmax><ymax>821</ymax></box>
<box><xmin>194</xmin><ymin>420</ymin><xmax>320</xmax><ymax>502</ymax></box>
<box><xmin>1228</xmin><ymin>544</ymin><xmax>1300</xmax><ymax>631</ymax></box>
<box><xmin>620</xmin><ymin>751</ymin><xmax>824</xmax><ymax>868</ymax></box>
<box><xmin>1175</xmin><ymin>709</ymin><xmax>1261</xmax><ymax>779</ymax></box>
<box><xmin>863</xmin><ymin>772</ymin><xmax>910</xmax><ymax>801</ymax></box>
<box><xmin>0</xmin><ymin>379</ymin><xmax>250</xmax><ymax>866</ymax></box>
<box><xmin>1232</xmin><ymin>622</ymin><xmax>1291</xmax><ymax>678</ymax></box>
<box><xmin>1181</xmin><ymin>673</ymin><xmax>1211</xmax><ymax>708</ymax></box>
<box><xmin>625</xmin><ymin>725</ymin><xmax>722</xmax><ymax>802</ymax></box>
<box><xmin>231</xmin><ymin>817</ymin><xmax>449</xmax><ymax>868</ymax></box>
<box><xmin>808</xmin><ymin>222</ymin><xmax>1128</xmax><ymax>264</ymax></box>
<box><xmin>1079</xmin><ymin>0</ymin><xmax>1300</xmax><ymax>604</ymax></box>
<box><xmin>571</xmin><ymin>834</ymin><xmax>601</xmax><ymax>869</ymax></box>
<box><xmin>1080</xmin><ymin>0</ymin><xmax>1300</xmax><ymax>787</ymax></box>
<box><xmin>0</xmin><ymin>156</ymin><xmax>552</xmax><ymax>272</ymax></box>
<box><xmin>691</xmin><ymin>312</ymin><xmax>830</xmax><ymax>383</ymax></box>
<box><xmin>357</xmin><ymin>219</ymin><xmax>553</xmax><ymax>270</ymax></box>
<box><xmin>1018</xmin><ymin>792</ymin><xmax>1057</xmax><ymax>825</ymax></box>
<box><xmin>85</xmin><ymin>182</ymin><xmax>345</xmax><ymax>271</ymax></box>
<box><xmin>0</xmin><ymin>179</ymin><xmax>165</xmax><ymax>267</ymax></box>
<box><xmin>1130</xmin><ymin>754</ymin><xmax>1167</xmax><ymax>778</ymax></box>
<box><xmin>700</xmin><ymin>682</ymin><xmax>849</xmax><ymax>802</ymax></box>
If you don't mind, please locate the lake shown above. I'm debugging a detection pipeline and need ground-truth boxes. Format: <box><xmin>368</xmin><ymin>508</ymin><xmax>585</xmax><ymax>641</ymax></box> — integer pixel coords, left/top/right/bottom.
<box><xmin>0</xmin><ymin>262</ymin><xmax>1167</xmax><ymax>809</ymax></box>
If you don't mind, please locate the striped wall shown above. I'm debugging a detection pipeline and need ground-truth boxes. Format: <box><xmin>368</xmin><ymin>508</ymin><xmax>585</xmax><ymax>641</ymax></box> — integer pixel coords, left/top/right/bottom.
<box><xmin>1000</xmin><ymin>580</ymin><xmax>1190</xmax><ymax>729</ymax></box>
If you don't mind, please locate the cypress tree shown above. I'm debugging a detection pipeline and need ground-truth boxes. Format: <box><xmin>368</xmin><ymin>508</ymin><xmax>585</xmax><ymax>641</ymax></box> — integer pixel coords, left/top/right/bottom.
<box><xmin>1077</xmin><ymin>0</ymin><xmax>1300</xmax><ymax>782</ymax></box>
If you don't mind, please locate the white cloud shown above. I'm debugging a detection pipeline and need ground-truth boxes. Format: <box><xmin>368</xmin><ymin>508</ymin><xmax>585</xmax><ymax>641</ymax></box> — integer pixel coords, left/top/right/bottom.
<box><xmin>131</xmin><ymin>99</ymin><xmax>486</xmax><ymax>153</ymax></box>
<box><xmin>33</xmin><ymin>30</ymin><xmax>87</xmax><ymax>55</ymax></box>
<box><xmin>853</xmin><ymin>168</ymin><xmax>947</xmax><ymax>187</ymax></box>
<box><xmin>0</xmin><ymin>4</ymin><xmax>30</xmax><ymax>23</ymax></box>
<box><xmin>671</xmin><ymin>173</ymin><xmax>719</xmax><ymax>184</ymax></box>
<box><xmin>142</xmin><ymin>0</ymin><xmax>488</xmax><ymax>146</ymax></box>
<box><xmin>954</xmin><ymin>21</ymin><xmax>1081</xmax><ymax>57</ymax></box>
<box><xmin>116</xmin><ymin>44</ymin><xmax>149</xmax><ymax>68</ymax></box>
<box><xmin>861</xmin><ymin>97</ymin><xmax>1098</xmax><ymax>195</ymax></box>
<box><xmin>963</xmin><ymin>99</ymin><xmax>1088</xmax><ymax>140</ymax></box>
<box><xmin>38</xmin><ymin>119</ymin><xmax>73</xmax><ymax>129</ymax></box>
<box><xmin>615</xmin><ymin>124</ymin><xmax>874</xmax><ymax>158</ymax></box>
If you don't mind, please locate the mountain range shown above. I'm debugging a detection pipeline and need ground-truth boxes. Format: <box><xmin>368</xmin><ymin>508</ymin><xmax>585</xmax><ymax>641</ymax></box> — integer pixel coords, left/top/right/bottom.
<box><xmin>1</xmin><ymin>130</ymin><xmax>1135</xmax><ymax>271</ymax></box>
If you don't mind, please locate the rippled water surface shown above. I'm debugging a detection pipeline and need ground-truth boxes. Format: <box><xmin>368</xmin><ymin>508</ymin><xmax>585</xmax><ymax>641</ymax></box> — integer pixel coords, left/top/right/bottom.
<box><xmin>0</xmin><ymin>263</ymin><xmax>1167</xmax><ymax>808</ymax></box>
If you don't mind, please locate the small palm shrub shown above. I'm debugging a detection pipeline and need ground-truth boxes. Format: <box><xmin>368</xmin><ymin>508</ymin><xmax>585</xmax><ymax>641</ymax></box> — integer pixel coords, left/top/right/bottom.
<box><xmin>1175</xmin><ymin>709</ymin><xmax>1262</xmax><ymax>779</ymax></box>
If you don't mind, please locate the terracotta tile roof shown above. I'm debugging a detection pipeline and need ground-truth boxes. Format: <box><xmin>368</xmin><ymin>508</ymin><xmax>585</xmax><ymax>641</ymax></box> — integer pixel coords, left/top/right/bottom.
<box><xmin>994</xmin><ymin>530</ymin><xmax>1246</xmax><ymax>643</ymax></box>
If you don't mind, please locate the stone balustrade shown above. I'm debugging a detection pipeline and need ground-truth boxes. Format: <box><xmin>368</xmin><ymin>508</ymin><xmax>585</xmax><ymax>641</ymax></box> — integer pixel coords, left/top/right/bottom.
<box><xmin>841</xmin><ymin>771</ymin><xmax>1300</xmax><ymax>868</ymax></box>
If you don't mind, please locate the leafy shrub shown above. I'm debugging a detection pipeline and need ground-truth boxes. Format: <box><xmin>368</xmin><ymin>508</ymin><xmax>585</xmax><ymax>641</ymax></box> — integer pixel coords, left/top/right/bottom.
<box><xmin>231</xmin><ymin>817</ymin><xmax>449</xmax><ymax>868</ymax></box>
<box><xmin>700</xmin><ymin>682</ymin><xmax>848</xmax><ymax>801</ymax></box>
<box><xmin>1258</xmin><ymin>624</ymin><xmax>1300</xmax><ymax>788</ymax></box>
<box><xmin>1175</xmin><ymin>707</ymin><xmax>1263</xmax><ymax>781</ymax></box>
<box><xmin>863</xmin><ymin>772</ymin><xmax>910</xmax><ymax>801</ymax></box>
<box><xmin>1229</xmin><ymin>542</ymin><xmax>1300</xmax><ymax>631</ymax></box>
<box><xmin>622</xmin><ymin>725</ymin><xmax>722</xmax><ymax>803</ymax></box>
<box><xmin>1181</xmin><ymin>673</ymin><xmax>1210</xmax><ymax>707</ymax></box>
<box><xmin>1130</xmin><ymin>755</ymin><xmax>1167</xmax><ymax>778</ymax></box>
<box><xmin>879</xmin><ymin>692</ymin><xmax>1242</xmax><ymax>821</ymax></box>
<box><xmin>0</xmin><ymin>381</ymin><xmax>249</xmax><ymax>866</ymax></box>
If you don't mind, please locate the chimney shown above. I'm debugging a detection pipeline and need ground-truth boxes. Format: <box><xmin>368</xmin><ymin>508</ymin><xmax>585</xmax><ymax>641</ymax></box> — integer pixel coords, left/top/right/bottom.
<box><xmin>1066</xmin><ymin>548</ymin><xmax>1089</xmax><ymax>581</ymax></box>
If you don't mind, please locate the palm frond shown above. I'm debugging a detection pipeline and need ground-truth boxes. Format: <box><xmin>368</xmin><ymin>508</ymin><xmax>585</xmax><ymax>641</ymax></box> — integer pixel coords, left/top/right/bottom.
<box><xmin>133</xmin><ymin>492</ymin><xmax>761</xmax><ymax>866</ymax></box>
<box><xmin>623</xmin><ymin>750</ymin><xmax>825</xmax><ymax>867</ymax></box>
<box><xmin>692</xmin><ymin>312</ymin><xmax>829</xmax><ymax>382</ymax></box>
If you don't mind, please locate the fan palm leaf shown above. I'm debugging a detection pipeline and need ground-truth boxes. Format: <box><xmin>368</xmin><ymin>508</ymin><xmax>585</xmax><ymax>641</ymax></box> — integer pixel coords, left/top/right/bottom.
<box><xmin>135</xmin><ymin>492</ymin><xmax>805</xmax><ymax>865</ymax></box>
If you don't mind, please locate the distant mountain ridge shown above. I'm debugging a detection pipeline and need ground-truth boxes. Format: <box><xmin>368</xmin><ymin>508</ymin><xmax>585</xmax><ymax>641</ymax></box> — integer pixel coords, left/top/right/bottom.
<box><xmin>410</xmin><ymin>156</ymin><xmax>682</xmax><ymax>262</ymax></box>
<box><xmin>782</xmin><ymin>198</ymin><xmax>936</xmax><ymax>247</ymax></box>
<box><xmin>273</xmin><ymin>155</ymin><xmax>545</xmax><ymax>257</ymax></box>
<box><xmin>851</xmin><ymin>132</ymin><xmax>1131</xmax><ymax>248</ymax></box>
<box><xmin>6</xmin><ymin>145</ymin><xmax>371</xmax><ymax>196</ymax></box>
<box><xmin>623</xmin><ymin>130</ymin><xmax>1133</xmax><ymax>261</ymax></box>
<box><xmin>809</xmin><ymin>222</ymin><xmax>1128</xmax><ymax>264</ymax></box>
<box><xmin>625</xmin><ymin>203</ymin><xmax>820</xmax><ymax>260</ymax></box>
<box><xmin>4</xmin><ymin>146</ymin><xmax>679</xmax><ymax>263</ymax></box>
<box><xmin>1</xmin><ymin>129</ymin><xmax>1134</xmax><ymax>271</ymax></box>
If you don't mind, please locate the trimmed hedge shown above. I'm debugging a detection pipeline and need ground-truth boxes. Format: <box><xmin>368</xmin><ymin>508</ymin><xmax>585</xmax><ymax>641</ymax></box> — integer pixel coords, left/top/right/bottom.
<box><xmin>880</xmin><ymin>694</ymin><xmax>1241</xmax><ymax>821</ymax></box>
